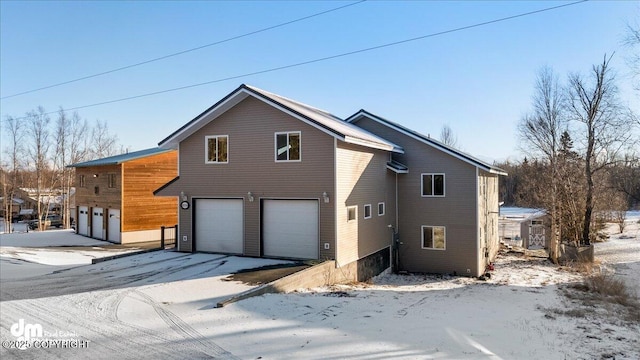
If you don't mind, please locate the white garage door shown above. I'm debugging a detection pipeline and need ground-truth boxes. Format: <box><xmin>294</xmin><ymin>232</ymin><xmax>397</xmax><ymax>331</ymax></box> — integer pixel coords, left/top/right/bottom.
<box><xmin>92</xmin><ymin>207</ymin><xmax>104</xmax><ymax>240</ymax></box>
<box><xmin>263</xmin><ymin>199</ymin><xmax>318</xmax><ymax>260</ymax></box>
<box><xmin>78</xmin><ymin>206</ymin><xmax>89</xmax><ymax>236</ymax></box>
<box><xmin>195</xmin><ymin>199</ymin><xmax>243</xmax><ymax>254</ymax></box>
<box><xmin>108</xmin><ymin>209</ymin><xmax>121</xmax><ymax>243</ymax></box>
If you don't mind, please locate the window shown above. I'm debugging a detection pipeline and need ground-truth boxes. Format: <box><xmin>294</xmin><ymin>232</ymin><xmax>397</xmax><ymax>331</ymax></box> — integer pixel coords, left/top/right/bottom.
<box><xmin>421</xmin><ymin>173</ymin><xmax>445</xmax><ymax>197</ymax></box>
<box><xmin>94</xmin><ymin>186</ymin><xmax>100</xmax><ymax>195</ymax></box>
<box><xmin>108</xmin><ymin>174</ymin><xmax>116</xmax><ymax>188</ymax></box>
<box><xmin>378</xmin><ymin>202</ymin><xmax>385</xmax><ymax>216</ymax></box>
<box><xmin>422</xmin><ymin>226</ymin><xmax>446</xmax><ymax>250</ymax></box>
<box><xmin>205</xmin><ymin>135</ymin><xmax>228</xmax><ymax>163</ymax></box>
<box><xmin>275</xmin><ymin>132</ymin><xmax>301</xmax><ymax>161</ymax></box>
<box><xmin>347</xmin><ymin>206</ymin><xmax>357</xmax><ymax>221</ymax></box>
<box><xmin>79</xmin><ymin>175</ymin><xmax>85</xmax><ymax>188</ymax></box>
<box><xmin>364</xmin><ymin>204</ymin><xmax>372</xmax><ymax>219</ymax></box>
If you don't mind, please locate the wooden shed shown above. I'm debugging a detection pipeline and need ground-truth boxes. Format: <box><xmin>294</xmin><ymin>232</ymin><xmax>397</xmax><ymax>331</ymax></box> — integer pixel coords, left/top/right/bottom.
<box><xmin>69</xmin><ymin>148</ymin><xmax>178</xmax><ymax>244</ymax></box>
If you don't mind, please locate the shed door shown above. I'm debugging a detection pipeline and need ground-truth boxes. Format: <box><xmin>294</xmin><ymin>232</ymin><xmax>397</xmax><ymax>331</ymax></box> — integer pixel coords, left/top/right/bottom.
<box><xmin>195</xmin><ymin>199</ymin><xmax>243</xmax><ymax>254</ymax></box>
<box><xmin>108</xmin><ymin>209</ymin><xmax>121</xmax><ymax>243</ymax></box>
<box><xmin>92</xmin><ymin>207</ymin><xmax>104</xmax><ymax>240</ymax></box>
<box><xmin>262</xmin><ymin>199</ymin><xmax>319</xmax><ymax>259</ymax></box>
<box><xmin>78</xmin><ymin>206</ymin><xmax>89</xmax><ymax>236</ymax></box>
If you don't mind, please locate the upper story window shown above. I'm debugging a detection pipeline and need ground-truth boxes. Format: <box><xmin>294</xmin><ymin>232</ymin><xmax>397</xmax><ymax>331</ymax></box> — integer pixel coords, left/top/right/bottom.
<box><xmin>108</xmin><ymin>174</ymin><xmax>116</xmax><ymax>188</ymax></box>
<box><xmin>275</xmin><ymin>131</ymin><xmax>300</xmax><ymax>162</ymax></box>
<box><xmin>347</xmin><ymin>206</ymin><xmax>357</xmax><ymax>222</ymax></box>
<box><xmin>205</xmin><ymin>135</ymin><xmax>228</xmax><ymax>164</ymax></box>
<box><xmin>79</xmin><ymin>175</ymin><xmax>86</xmax><ymax>188</ymax></box>
<box><xmin>378</xmin><ymin>202</ymin><xmax>385</xmax><ymax>216</ymax></box>
<box><xmin>364</xmin><ymin>204</ymin><xmax>372</xmax><ymax>219</ymax></box>
<box><xmin>422</xmin><ymin>173</ymin><xmax>445</xmax><ymax>197</ymax></box>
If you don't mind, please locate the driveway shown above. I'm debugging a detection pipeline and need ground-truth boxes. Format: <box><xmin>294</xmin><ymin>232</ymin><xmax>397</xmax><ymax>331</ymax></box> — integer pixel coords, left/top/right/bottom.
<box><xmin>0</xmin><ymin>248</ymin><xmax>293</xmax><ymax>359</ymax></box>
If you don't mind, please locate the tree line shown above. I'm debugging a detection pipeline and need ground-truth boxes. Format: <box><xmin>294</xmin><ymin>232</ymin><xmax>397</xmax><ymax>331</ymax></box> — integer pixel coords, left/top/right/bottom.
<box><xmin>497</xmin><ymin>55</ymin><xmax>639</xmax><ymax>263</ymax></box>
<box><xmin>1</xmin><ymin>107</ymin><xmax>124</xmax><ymax>230</ymax></box>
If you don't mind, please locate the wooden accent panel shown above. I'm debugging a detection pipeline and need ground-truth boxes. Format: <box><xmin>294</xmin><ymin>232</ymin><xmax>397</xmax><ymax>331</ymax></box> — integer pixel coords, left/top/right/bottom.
<box><xmin>122</xmin><ymin>151</ymin><xmax>178</xmax><ymax>232</ymax></box>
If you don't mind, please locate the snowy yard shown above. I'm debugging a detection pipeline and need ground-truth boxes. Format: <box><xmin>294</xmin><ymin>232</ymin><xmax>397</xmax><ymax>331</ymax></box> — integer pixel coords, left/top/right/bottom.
<box><xmin>0</xmin><ymin>212</ymin><xmax>638</xmax><ymax>359</ymax></box>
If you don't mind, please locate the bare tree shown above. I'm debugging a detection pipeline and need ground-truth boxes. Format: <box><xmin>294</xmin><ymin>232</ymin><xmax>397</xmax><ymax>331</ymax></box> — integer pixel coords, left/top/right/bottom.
<box><xmin>2</xmin><ymin>115</ymin><xmax>25</xmax><ymax>232</ymax></box>
<box><xmin>439</xmin><ymin>125</ymin><xmax>458</xmax><ymax>148</ymax></box>
<box><xmin>624</xmin><ymin>21</ymin><xmax>640</xmax><ymax>92</ymax></box>
<box><xmin>90</xmin><ymin>119</ymin><xmax>119</xmax><ymax>159</ymax></box>
<box><xmin>568</xmin><ymin>55</ymin><xmax>634</xmax><ymax>245</ymax></box>
<box><xmin>518</xmin><ymin>66</ymin><xmax>566</xmax><ymax>262</ymax></box>
<box><xmin>26</xmin><ymin>107</ymin><xmax>52</xmax><ymax>230</ymax></box>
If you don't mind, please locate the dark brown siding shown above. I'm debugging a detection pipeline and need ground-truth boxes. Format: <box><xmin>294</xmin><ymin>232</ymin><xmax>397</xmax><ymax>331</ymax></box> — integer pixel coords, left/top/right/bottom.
<box><xmin>122</xmin><ymin>151</ymin><xmax>178</xmax><ymax>232</ymax></box>
<box><xmin>353</xmin><ymin>117</ymin><xmax>481</xmax><ymax>276</ymax></box>
<box><xmin>167</xmin><ymin>96</ymin><xmax>335</xmax><ymax>257</ymax></box>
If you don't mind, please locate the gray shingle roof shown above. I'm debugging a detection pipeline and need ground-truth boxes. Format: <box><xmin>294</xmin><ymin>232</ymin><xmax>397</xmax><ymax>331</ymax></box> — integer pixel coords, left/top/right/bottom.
<box><xmin>68</xmin><ymin>147</ymin><xmax>174</xmax><ymax>168</ymax></box>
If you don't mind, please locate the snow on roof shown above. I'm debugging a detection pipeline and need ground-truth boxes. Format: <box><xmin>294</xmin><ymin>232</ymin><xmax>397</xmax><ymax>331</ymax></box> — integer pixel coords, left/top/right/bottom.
<box><xmin>158</xmin><ymin>84</ymin><xmax>403</xmax><ymax>153</ymax></box>
<box><xmin>68</xmin><ymin>148</ymin><xmax>174</xmax><ymax>168</ymax></box>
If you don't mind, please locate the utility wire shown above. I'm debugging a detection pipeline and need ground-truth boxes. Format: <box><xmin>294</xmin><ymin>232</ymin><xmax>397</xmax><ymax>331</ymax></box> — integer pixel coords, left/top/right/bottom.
<box><xmin>0</xmin><ymin>0</ymin><xmax>367</xmax><ymax>100</ymax></box>
<box><xmin>4</xmin><ymin>0</ymin><xmax>588</xmax><ymax>120</ymax></box>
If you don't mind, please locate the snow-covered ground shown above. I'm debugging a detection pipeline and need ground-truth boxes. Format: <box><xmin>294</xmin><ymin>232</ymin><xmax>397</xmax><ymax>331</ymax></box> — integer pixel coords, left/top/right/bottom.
<box><xmin>0</xmin><ymin>211</ymin><xmax>638</xmax><ymax>359</ymax></box>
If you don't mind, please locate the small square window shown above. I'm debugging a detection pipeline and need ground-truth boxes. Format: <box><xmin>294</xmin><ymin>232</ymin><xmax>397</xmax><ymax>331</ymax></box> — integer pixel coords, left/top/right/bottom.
<box><xmin>378</xmin><ymin>202</ymin><xmax>385</xmax><ymax>216</ymax></box>
<box><xmin>422</xmin><ymin>225</ymin><xmax>446</xmax><ymax>250</ymax></box>
<box><xmin>275</xmin><ymin>132</ymin><xmax>301</xmax><ymax>161</ymax></box>
<box><xmin>422</xmin><ymin>173</ymin><xmax>445</xmax><ymax>197</ymax></box>
<box><xmin>347</xmin><ymin>206</ymin><xmax>357</xmax><ymax>222</ymax></box>
<box><xmin>364</xmin><ymin>204</ymin><xmax>372</xmax><ymax>219</ymax></box>
<box><xmin>205</xmin><ymin>135</ymin><xmax>228</xmax><ymax>163</ymax></box>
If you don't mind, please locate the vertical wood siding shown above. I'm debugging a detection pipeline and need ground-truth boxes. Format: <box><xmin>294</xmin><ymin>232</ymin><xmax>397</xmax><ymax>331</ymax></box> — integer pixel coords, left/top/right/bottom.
<box><xmin>353</xmin><ymin>117</ymin><xmax>481</xmax><ymax>276</ymax></box>
<box><xmin>163</xmin><ymin>97</ymin><xmax>335</xmax><ymax>257</ymax></box>
<box><xmin>335</xmin><ymin>142</ymin><xmax>393</xmax><ymax>266</ymax></box>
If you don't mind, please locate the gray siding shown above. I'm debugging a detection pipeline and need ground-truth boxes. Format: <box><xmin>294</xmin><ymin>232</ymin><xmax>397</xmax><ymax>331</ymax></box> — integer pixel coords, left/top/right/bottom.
<box><xmin>159</xmin><ymin>96</ymin><xmax>335</xmax><ymax>258</ymax></box>
<box><xmin>353</xmin><ymin>117</ymin><xmax>481</xmax><ymax>276</ymax></box>
<box><xmin>335</xmin><ymin>142</ymin><xmax>394</xmax><ymax>266</ymax></box>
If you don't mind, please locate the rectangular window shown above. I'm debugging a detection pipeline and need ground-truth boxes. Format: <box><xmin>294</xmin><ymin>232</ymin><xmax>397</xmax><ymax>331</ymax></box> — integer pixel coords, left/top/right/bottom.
<box><xmin>378</xmin><ymin>202</ymin><xmax>385</xmax><ymax>216</ymax></box>
<box><xmin>205</xmin><ymin>135</ymin><xmax>228</xmax><ymax>164</ymax></box>
<box><xmin>422</xmin><ymin>226</ymin><xmax>446</xmax><ymax>250</ymax></box>
<box><xmin>364</xmin><ymin>204</ymin><xmax>372</xmax><ymax>219</ymax></box>
<box><xmin>79</xmin><ymin>175</ymin><xmax>85</xmax><ymax>188</ymax></box>
<box><xmin>421</xmin><ymin>173</ymin><xmax>445</xmax><ymax>197</ymax></box>
<box><xmin>275</xmin><ymin>131</ymin><xmax>301</xmax><ymax>161</ymax></box>
<box><xmin>108</xmin><ymin>174</ymin><xmax>116</xmax><ymax>188</ymax></box>
<box><xmin>347</xmin><ymin>206</ymin><xmax>357</xmax><ymax>222</ymax></box>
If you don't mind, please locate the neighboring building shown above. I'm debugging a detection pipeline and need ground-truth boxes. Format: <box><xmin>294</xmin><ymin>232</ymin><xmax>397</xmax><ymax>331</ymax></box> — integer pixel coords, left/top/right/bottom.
<box><xmin>520</xmin><ymin>212</ymin><xmax>550</xmax><ymax>250</ymax></box>
<box><xmin>69</xmin><ymin>148</ymin><xmax>178</xmax><ymax>244</ymax></box>
<box><xmin>155</xmin><ymin>84</ymin><xmax>506</xmax><ymax>278</ymax></box>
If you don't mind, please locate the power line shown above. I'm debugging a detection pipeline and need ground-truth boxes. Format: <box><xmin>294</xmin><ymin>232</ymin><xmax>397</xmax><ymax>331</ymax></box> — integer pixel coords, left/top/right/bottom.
<box><xmin>0</xmin><ymin>0</ymin><xmax>367</xmax><ymax>100</ymax></box>
<box><xmin>3</xmin><ymin>0</ymin><xmax>588</xmax><ymax>121</ymax></box>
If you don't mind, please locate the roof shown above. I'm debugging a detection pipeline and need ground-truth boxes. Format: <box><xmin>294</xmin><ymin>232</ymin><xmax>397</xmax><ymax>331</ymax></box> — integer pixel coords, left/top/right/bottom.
<box><xmin>68</xmin><ymin>147</ymin><xmax>174</xmax><ymax>168</ymax></box>
<box><xmin>346</xmin><ymin>110</ymin><xmax>507</xmax><ymax>176</ymax></box>
<box><xmin>386</xmin><ymin>160</ymin><xmax>409</xmax><ymax>174</ymax></box>
<box><xmin>158</xmin><ymin>84</ymin><xmax>403</xmax><ymax>153</ymax></box>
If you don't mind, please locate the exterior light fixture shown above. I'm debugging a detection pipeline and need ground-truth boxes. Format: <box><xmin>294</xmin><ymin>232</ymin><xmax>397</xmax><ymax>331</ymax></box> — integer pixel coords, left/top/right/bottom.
<box><xmin>322</xmin><ymin>191</ymin><xmax>330</xmax><ymax>203</ymax></box>
<box><xmin>247</xmin><ymin>192</ymin><xmax>254</xmax><ymax>202</ymax></box>
<box><xmin>180</xmin><ymin>191</ymin><xmax>187</xmax><ymax>201</ymax></box>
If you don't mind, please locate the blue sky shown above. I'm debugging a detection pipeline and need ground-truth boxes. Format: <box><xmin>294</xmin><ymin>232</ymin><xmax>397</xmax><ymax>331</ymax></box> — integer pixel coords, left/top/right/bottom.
<box><xmin>1</xmin><ymin>1</ymin><xmax>638</xmax><ymax>162</ymax></box>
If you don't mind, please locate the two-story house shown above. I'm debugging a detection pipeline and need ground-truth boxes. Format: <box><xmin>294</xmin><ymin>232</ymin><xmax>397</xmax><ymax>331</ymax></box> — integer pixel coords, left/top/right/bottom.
<box><xmin>155</xmin><ymin>84</ymin><xmax>505</xmax><ymax>279</ymax></box>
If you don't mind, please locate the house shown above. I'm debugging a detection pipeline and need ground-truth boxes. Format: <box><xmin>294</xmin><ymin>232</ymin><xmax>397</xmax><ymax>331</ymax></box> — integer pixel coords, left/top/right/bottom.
<box><xmin>346</xmin><ymin>110</ymin><xmax>506</xmax><ymax>276</ymax></box>
<box><xmin>155</xmin><ymin>84</ymin><xmax>505</xmax><ymax>278</ymax></box>
<box><xmin>69</xmin><ymin>148</ymin><xmax>178</xmax><ymax>244</ymax></box>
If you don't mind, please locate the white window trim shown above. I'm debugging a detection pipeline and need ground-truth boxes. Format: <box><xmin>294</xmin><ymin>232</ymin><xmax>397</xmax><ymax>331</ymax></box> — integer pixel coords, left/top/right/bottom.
<box><xmin>378</xmin><ymin>202</ymin><xmax>385</xmax><ymax>216</ymax></box>
<box><xmin>364</xmin><ymin>204</ymin><xmax>372</xmax><ymax>219</ymax></box>
<box><xmin>347</xmin><ymin>206</ymin><xmax>357</xmax><ymax>222</ymax></box>
<box><xmin>421</xmin><ymin>173</ymin><xmax>446</xmax><ymax>197</ymax></box>
<box><xmin>421</xmin><ymin>225</ymin><xmax>446</xmax><ymax>250</ymax></box>
<box><xmin>205</xmin><ymin>135</ymin><xmax>229</xmax><ymax>164</ymax></box>
<box><xmin>274</xmin><ymin>131</ymin><xmax>302</xmax><ymax>162</ymax></box>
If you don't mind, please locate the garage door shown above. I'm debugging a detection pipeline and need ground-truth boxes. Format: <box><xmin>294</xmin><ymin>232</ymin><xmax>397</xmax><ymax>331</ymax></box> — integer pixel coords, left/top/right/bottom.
<box><xmin>195</xmin><ymin>199</ymin><xmax>243</xmax><ymax>254</ymax></box>
<box><xmin>262</xmin><ymin>199</ymin><xmax>318</xmax><ymax>260</ymax></box>
<box><xmin>78</xmin><ymin>206</ymin><xmax>89</xmax><ymax>236</ymax></box>
<box><xmin>108</xmin><ymin>209</ymin><xmax>121</xmax><ymax>243</ymax></box>
<box><xmin>92</xmin><ymin>207</ymin><xmax>104</xmax><ymax>240</ymax></box>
